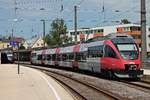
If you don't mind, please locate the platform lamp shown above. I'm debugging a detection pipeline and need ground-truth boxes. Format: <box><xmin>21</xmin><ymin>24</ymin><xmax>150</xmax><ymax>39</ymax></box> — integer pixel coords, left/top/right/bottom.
<box><xmin>40</xmin><ymin>19</ymin><xmax>46</xmax><ymax>48</ymax></box>
<box><xmin>40</xmin><ymin>7</ymin><xmax>46</xmax><ymax>48</ymax></box>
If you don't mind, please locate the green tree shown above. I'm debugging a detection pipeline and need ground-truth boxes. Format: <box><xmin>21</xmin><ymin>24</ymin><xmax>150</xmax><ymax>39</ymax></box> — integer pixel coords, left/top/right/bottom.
<box><xmin>121</xmin><ymin>19</ymin><xmax>131</xmax><ymax>24</ymax></box>
<box><xmin>19</xmin><ymin>44</ymin><xmax>25</xmax><ymax>50</ymax></box>
<box><xmin>44</xmin><ymin>18</ymin><xmax>69</xmax><ymax>46</ymax></box>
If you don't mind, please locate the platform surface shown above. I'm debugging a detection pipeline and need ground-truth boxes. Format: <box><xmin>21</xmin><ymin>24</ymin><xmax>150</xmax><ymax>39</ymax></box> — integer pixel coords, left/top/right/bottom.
<box><xmin>143</xmin><ymin>68</ymin><xmax>150</xmax><ymax>75</ymax></box>
<box><xmin>0</xmin><ymin>64</ymin><xmax>74</xmax><ymax>100</ymax></box>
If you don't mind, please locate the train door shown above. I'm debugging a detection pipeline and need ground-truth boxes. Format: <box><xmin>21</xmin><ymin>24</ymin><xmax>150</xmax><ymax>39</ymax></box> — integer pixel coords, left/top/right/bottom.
<box><xmin>55</xmin><ymin>48</ymin><xmax>61</xmax><ymax>66</ymax></box>
<box><xmin>76</xmin><ymin>52</ymin><xmax>88</xmax><ymax>71</ymax></box>
<box><xmin>86</xmin><ymin>45</ymin><xmax>103</xmax><ymax>73</ymax></box>
<box><xmin>72</xmin><ymin>44</ymin><xmax>80</xmax><ymax>69</ymax></box>
<box><xmin>41</xmin><ymin>50</ymin><xmax>46</xmax><ymax>65</ymax></box>
<box><xmin>30</xmin><ymin>52</ymin><xmax>37</xmax><ymax>64</ymax></box>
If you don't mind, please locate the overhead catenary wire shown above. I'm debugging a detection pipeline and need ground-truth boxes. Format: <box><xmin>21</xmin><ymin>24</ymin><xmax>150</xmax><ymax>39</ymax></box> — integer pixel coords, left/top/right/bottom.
<box><xmin>94</xmin><ymin>0</ymin><xmax>142</xmax><ymax>26</ymax></box>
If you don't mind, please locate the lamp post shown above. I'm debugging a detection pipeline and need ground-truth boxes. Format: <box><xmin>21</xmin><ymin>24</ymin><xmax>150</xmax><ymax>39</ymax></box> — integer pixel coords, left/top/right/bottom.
<box><xmin>40</xmin><ymin>8</ymin><xmax>46</xmax><ymax>48</ymax></box>
<box><xmin>17</xmin><ymin>42</ymin><xmax>20</xmax><ymax>74</ymax></box>
<box><xmin>11</xmin><ymin>18</ymin><xmax>23</xmax><ymax>74</ymax></box>
<box><xmin>40</xmin><ymin>19</ymin><xmax>46</xmax><ymax>48</ymax></box>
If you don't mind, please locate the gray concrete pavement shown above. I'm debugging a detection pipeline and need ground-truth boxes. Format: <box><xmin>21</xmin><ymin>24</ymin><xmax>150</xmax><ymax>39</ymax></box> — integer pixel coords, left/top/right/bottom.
<box><xmin>143</xmin><ymin>68</ymin><xmax>150</xmax><ymax>75</ymax></box>
<box><xmin>0</xmin><ymin>64</ymin><xmax>74</xmax><ymax>100</ymax></box>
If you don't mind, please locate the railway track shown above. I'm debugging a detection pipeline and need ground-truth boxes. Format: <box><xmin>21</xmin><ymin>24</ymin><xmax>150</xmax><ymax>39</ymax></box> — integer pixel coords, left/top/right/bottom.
<box><xmin>21</xmin><ymin>63</ymin><xmax>150</xmax><ymax>99</ymax></box>
<box><xmin>45</xmin><ymin>71</ymin><xmax>117</xmax><ymax>100</ymax></box>
<box><xmin>46</xmin><ymin>72</ymin><xmax>87</xmax><ymax>100</ymax></box>
<box><xmin>24</xmin><ymin>64</ymin><xmax>128</xmax><ymax>100</ymax></box>
<box><xmin>118</xmin><ymin>80</ymin><xmax>150</xmax><ymax>93</ymax></box>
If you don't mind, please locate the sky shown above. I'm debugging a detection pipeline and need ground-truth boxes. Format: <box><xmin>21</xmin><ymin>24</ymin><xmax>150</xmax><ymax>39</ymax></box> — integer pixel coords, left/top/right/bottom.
<box><xmin>0</xmin><ymin>0</ymin><xmax>150</xmax><ymax>39</ymax></box>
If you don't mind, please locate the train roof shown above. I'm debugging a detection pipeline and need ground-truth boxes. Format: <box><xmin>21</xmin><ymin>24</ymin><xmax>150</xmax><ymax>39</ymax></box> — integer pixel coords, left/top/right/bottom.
<box><xmin>60</xmin><ymin>45</ymin><xmax>74</xmax><ymax>53</ymax></box>
<box><xmin>107</xmin><ymin>33</ymin><xmax>135</xmax><ymax>44</ymax></box>
<box><xmin>86</xmin><ymin>33</ymin><xmax>133</xmax><ymax>42</ymax></box>
<box><xmin>32</xmin><ymin>33</ymin><xmax>135</xmax><ymax>54</ymax></box>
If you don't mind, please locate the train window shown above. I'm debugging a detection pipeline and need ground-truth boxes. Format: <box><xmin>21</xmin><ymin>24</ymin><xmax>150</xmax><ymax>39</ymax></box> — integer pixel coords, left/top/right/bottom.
<box><xmin>62</xmin><ymin>54</ymin><xmax>68</xmax><ymax>61</ymax></box>
<box><xmin>68</xmin><ymin>53</ymin><xmax>74</xmax><ymax>60</ymax></box>
<box><xmin>130</xmin><ymin>26</ymin><xmax>141</xmax><ymax>31</ymax></box>
<box><xmin>104</xmin><ymin>45</ymin><xmax>117</xmax><ymax>58</ymax></box>
<box><xmin>57</xmin><ymin>54</ymin><xmax>61</xmax><ymax>61</ymax></box>
<box><xmin>37</xmin><ymin>55</ymin><xmax>42</xmax><ymax>60</ymax></box>
<box><xmin>88</xmin><ymin>45</ymin><xmax>104</xmax><ymax>58</ymax></box>
<box><xmin>82</xmin><ymin>52</ymin><xmax>87</xmax><ymax>60</ymax></box>
<box><xmin>75</xmin><ymin>52</ymin><xmax>86</xmax><ymax>61</ymax></box>
<box><xmin>31</xmin><ymin>53</ymin><xmax>36</xmax><ymax>57</ymax></box>
<box><xmin>52</xmin><ymin>54</ymin><xmax>56</xmax><ymax>61</ymax></box>
<box><xmin>75</xmin><ymin>53</ymin><xmax>80</xmax><ymax>61</ymax></box>
<box><xmin>47</xmin><ymin>55</ymin><xmax>51</xmax><ymax>60</ymax></box>
<box><xmin>42</xmin><ymin>55</ymin><xmax>47</xmax><ymax>60</ymax></box>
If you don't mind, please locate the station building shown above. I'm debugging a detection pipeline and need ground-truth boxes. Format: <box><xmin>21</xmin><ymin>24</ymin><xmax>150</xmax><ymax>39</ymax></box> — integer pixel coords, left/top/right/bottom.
<box><xmin>68</xmin><ymin>24</ymin><xmax>150</xmax><ymax>53</ymax></box>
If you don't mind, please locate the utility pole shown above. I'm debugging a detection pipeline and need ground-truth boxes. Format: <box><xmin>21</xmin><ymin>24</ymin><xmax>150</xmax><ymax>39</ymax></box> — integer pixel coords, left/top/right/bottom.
<box><xmin>12</xmin><ymin>0</ymin><xmax>17</xmax><ymax>38</ymax></box>
<box><xmin>41</xmin><ymin>20</ymin><xmax>46</xmax><ymax>47</ymax></box>
<box><xmin>12</xmin><ymin>29</ymin><xmax>14</xmax><ymax>38</ymax></box>
<box><xmin>141</xmin><ymin>0</ymin><xmax>147</xmax><ymax>67</ymax></box>
<box><xmin>74</xmin><ymin>5</ymin><xmax>77</xmax><ymax>43</ymax></box>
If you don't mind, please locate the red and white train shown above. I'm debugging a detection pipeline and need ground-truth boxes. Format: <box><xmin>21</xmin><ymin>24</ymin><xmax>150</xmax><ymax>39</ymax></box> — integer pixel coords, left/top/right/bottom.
<box><xmin>31</xmin><ymin>33</ymin><xmax>143</xmax><ymax>78</ymax></box>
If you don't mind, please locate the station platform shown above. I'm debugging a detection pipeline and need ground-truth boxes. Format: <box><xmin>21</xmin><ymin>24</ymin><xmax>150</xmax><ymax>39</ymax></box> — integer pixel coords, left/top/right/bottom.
<box><xmin>0</xmin><ymin>64</ymin><xmax>74</xmax><ymax>100</ymax></box>
<box><xmin>143</xmin><ymin>69</ymin><xmax>150</xmax><ymax>75</ymax></box>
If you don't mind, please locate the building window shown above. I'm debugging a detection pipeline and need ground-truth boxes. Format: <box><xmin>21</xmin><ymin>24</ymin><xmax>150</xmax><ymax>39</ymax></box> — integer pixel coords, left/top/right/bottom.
<box><xmin>130</xmin><ymin>26</ymin><xmax>141</xmax><ymax>31</ymax></box>
<box><xmin>117</xmin><ymin>28</ymin><xmax>119</xmax><ymax>32</ymax></box>
<box><xmin>149</xmin><ymin>28</ymin><xmax>150</xmax><ymax>31</ymax></box>
<box><xmin>90</xmin><ymin>30</ymin><xmax>93</xmax><ymax>34</ymax></box>
<box><xmin>85</xmin><ymin>31</ymin><xmax>90</xmax><ymax>34</ymax></box>
<box><xmin>124</xmin><ymin>27</ymin><xmax>130</xmax><ymax>31</ymax></box>
<box><xmin>132</xmin><ymin>35</ymin><xmax>141</xmax><ymax>39</ymax></box>
<box><xmin>70</xmin><ymin>32</ymin><xmax>75</xmax><ymax>35</ymax></box>
<box><xmin>97</xmin><ymin>29</ymin><xmax>104</xmax><ymax>33</ymax></box>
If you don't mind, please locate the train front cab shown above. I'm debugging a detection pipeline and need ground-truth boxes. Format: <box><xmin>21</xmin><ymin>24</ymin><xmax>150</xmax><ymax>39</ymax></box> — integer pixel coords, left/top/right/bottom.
<box><xmin>101</xmin><ymin>40</ymin><xmax>143</xmax><ymax>79</ymax></box>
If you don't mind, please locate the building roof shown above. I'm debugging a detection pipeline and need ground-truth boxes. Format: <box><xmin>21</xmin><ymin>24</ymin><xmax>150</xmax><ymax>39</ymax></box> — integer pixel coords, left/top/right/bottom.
<box><xmin>1</xmin><ymin>37</ymin><xmax>25</xmax><ymax>43</ymax></box>
<box><xmin>10</xmin><ymin>37</ymin><xmax>25</xmax><ymax>43</ymax></box>
<box><xmin>24</xmin><ymin>37</ymin><xmax>44</xmax><ymax>48</ymax></box>
<box><xmin>68</xmin><ymin>24</ymin><xmax>150</xmax><ymax>32</ymax></box>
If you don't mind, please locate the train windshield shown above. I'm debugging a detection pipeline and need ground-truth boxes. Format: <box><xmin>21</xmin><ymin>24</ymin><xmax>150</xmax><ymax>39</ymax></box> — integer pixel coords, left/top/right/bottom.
<box><xmin>116</xmin><ymin>44</ymin><xmax>139</xmax><ymax>60</ymax></box>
